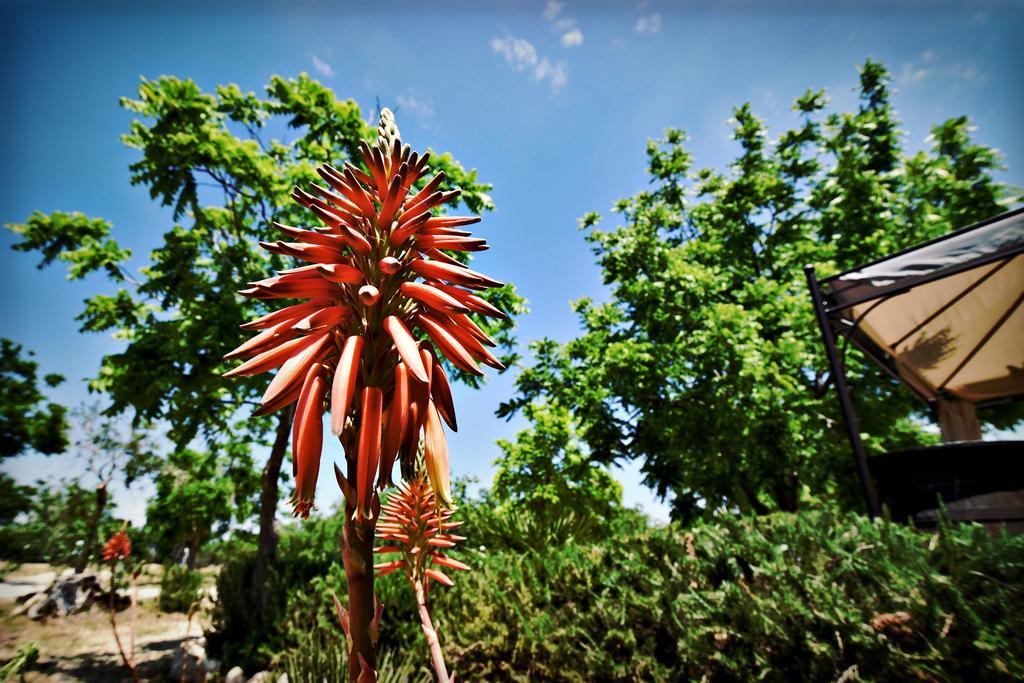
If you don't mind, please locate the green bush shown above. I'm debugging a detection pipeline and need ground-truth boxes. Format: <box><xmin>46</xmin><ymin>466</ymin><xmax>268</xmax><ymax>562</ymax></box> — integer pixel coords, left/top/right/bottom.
<box><xmin>159</xmin><ymin>564</ymin><xmax>203</xmax><ymax>613</ymax></box>
<box><xmin>209</xmin><ymin>505</ymin><xmax>1024</xmax><ymax>681</ymax></box>
<box><xmin>0</xmin><ymin>641</ymin><xmax>39</xmax><ymax>682</ymax></box>
<box><xmin>278</xmin><ymin>630</ymin><xmax>429</xmax><ymax>683</ymax></box>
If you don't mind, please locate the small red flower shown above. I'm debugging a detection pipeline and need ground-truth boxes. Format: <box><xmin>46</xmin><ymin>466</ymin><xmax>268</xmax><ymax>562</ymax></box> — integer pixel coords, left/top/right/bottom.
<box><xmin>102</xmin><ymin>530</ymin><xmax>132</xmax><ymax>562</ymax></box>
<box><xmin>224</xmin><ymin>108</ymin><xmax>506</xmax><ymax>518</ymax></box>
<box><xmin>374</xmin><ymin>475</ymin><xmax>469</xmax><ymax>588</ymax></box>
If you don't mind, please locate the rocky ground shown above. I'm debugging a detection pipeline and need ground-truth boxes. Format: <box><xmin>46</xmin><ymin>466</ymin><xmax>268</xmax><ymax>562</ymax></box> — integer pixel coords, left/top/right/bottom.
<box><xmin>0</xmin><ymin>563</ymin><xmax>210</xmax><ymax>682</ymax></box>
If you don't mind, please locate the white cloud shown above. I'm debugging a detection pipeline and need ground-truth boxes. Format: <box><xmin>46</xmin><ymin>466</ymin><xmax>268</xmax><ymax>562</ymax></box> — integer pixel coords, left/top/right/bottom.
<box><xmin>491</xmin><ymin>35</ymin><xmax>568</xmax><ymax>91</ymax></box>
<box><xmin>635</xmin><ymin>13</ymin><xmax>662</xmax><ymax>33</ymax></box>
<box><xmin>311</xmin><ymin>55</ymin><xmax>334</xmax><ymax>77</ymax></box>
<box><xmin>898</xmin><ymin>63</ymin><xmax>932</xmax><ymax>84</ymax></box>
<box><xmin>897</xmin><ymin>50</ymin><xmax>985</xmax><ymax>87</ymax></box>
<box><xmin>543</xmin><ymin>2</ymin><xmax>585</xmax><ymax>49</ymax></box>
<box><xmin>561</xmin><ymin>28</ymin><xmax>584</xmax><ymax>48</ymax></box>
<box><xmin>554</xmin><ymin>17</ymin><xmax>576</xmax><ymax>32</ymax></box>
<box><xmin>396</xmin><ymin>93</ymin><xmax>434</xmax><ymax>120</ymax></box>
<box><xmin>949</xmin><ymin>63</ymin><xmax>983</xmax><ymax>82</ymax></box>
<box><xmin>492</xmin><ymin>36</ymin><xmax>539</xmax><ymax>71</ymax></box>
<box><xmin>534</xmin><ymin>58</ymin><xmax>568</xmax><ymax>90</ymax></box>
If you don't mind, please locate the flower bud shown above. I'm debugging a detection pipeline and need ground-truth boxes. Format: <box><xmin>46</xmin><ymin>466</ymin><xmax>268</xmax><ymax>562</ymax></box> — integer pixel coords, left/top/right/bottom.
<box><xmin>379</xmin><ymin>257</ymin><xmax>401</xmax><ymax>275</ymax></box>
<box><xmin>359</xmin><ymin>285</ymin><xmax>381</xmax><ymax>306</ymax></box>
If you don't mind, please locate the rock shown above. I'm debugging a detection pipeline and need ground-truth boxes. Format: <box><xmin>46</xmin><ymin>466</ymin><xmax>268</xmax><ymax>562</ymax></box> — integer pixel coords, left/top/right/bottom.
<box><xmin>225</xmin><ymin>665</ymin><xmax>245</xmax><ymax>683</ymax></box>
<box><xmin>169</xmin><ymin>636</ymin><xmax>208</xmax><ymax>683</ymax></box>
<box><xmin>11</xmin><ymin>591</ymin><xmax>47</xmax><ymax>617</ymax></box>
<box><xmin>24</xmin><ymin>573</ymin><xmax>102</xmax><ymax>620</ymax></box>
<box><xmin>246</xmin><ymin>672</ymin><xmax>274</xmax><ymax>683</ymax></box>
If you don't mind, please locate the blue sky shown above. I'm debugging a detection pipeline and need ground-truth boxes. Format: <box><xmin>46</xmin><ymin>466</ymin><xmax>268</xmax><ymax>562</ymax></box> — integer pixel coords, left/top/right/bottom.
<box><xmin>2</xmin><ymin>0</ymin><xmax>1022</xmax><ymax>525</ymax></box>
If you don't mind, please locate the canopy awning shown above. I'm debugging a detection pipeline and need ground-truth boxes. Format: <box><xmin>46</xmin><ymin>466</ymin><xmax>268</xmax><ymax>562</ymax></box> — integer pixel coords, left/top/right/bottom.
<box><xmin>820</xmin><ymin>208</ymin><xmax>1024</xmax><ymax>405</ymax></box>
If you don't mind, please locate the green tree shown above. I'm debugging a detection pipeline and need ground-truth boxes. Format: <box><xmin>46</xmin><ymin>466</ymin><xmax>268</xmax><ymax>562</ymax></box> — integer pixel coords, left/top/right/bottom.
<box><xmin>500</xmin><ymin>61</ymin><xmax>1020</xmax><ymax>521</ymax></box>
<box><xmin>6</xmin><ymin>74</ymin><xmax>523</xmax><ymax>603</ymax></box>
<box><xmin>0</xmin><ymin>479</ymin><xmax>122</xmax><ymax>565</ymax></box>
<box><xmin>0</xmin><ymin>338</ymin><xmax>71</xmax><ymax>550</ymax></box>
<box><xmin>71</xmin><ymin>404</ymin><xmax>159</xmax><ymax>572</ymax></box>
<box><xmin>146</xmin><ymin>445</ymin><xmax>259</xmax><ymax>568</ymax></box>
<box><xmin>492</xmin><ymin>401</ymin><xmax>622</xmax><ymax>527</ymax></box>
<box><xmin>0</xmin><ymin>337</ymin><xmax>68</xmax><ymax>458</ymax></box>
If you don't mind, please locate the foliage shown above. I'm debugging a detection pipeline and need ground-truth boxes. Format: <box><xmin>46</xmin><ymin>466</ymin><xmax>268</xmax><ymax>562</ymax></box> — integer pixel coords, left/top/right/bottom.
<box><xmin>67</xmin><ymin>405</ymin><xmax>159</xmax><ymax>572</ymax></box>
<box><xmin>0</xmin><ymin>641</ymin><xmax>39</xmax><ymax>682</ymax></box>
<box><xmin>279</xmin><ymin>631</ymin><xmax>429</xmax><ymax>683</ymax></box>
<box><xmin>146</xmin><ymin>445</ymin><xmax>259</xmax><ymax>565</ymax></box>
<box><xmin>492</xmin><ymin>401</ymin><xmax>623</xmax><ymax>529</ymax></box>
<box><xmin>73</xmin><ymin>404</ymin><xmax>160</xmax><ymax>490</ymax></box>
<box><xmin>499</xmin><ymin>60</ymin><xmax>1021</xmax><ymax>520</ymax></box>
<box><xmin>5</xmin><ymin>75</ymin><xmax>522</xmax><ymax>449</ymax></box>
<box><xmin>0</xmin><ymin>338</ymin><xmax>67</xmax><ymax>459</ymax></box>
<box><xmin>209</xmin><ymin>496</ymin><xmax>1023</xmax><ymax>681</ymax></box>
<box><xmin>209</xmin><ymin>509</ymin><xmax>453</xmax><ymax>673</ymax></box>
<box><xmin>435</xmin><ymin>509</ymin><xmax>1024</xmax><ymax>681</ymax></box>
<box><xmin>0</xmin><ymin>474</ymin><xmax>35</xmax><ymax>527</ymax></box>
<box><xmin>5</xmin><ymin>78</ymin><xmax>524</xmax><ymax>608</ymax></box>
<box><xmin>0</xmin><ymin>480</ymin><xmax>122</xmax><ymax>565</ymax></box>
<box><xmin>158</xmin><ymin>564</ymin><xmax>204</xmax><ymax>613</ymax></box>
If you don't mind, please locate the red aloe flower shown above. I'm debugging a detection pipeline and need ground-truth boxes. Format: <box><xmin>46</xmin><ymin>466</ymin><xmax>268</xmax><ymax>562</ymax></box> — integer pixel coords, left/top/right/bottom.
<box><xmin>223</xmin><ymin>108</ymin><xmax>506</xmax><ymax>518</ymax></box>
<box><xmin>375</xmin><ymin>474</ymin><xmax>468</xmax><ymax>682</ymax></box>
<box><xmin>374</xmin><ymin>474</ymin><xmax>469</xmax><ymax>587</ymax></box>
<box><xmin>102</xmin><ymin>530</ymin><xmax>132</xmax><ymax>562</ymax></box>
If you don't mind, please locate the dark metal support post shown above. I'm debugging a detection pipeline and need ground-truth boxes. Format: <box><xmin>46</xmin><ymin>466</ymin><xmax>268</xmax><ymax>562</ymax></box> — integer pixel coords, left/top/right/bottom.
<box><xmin>804</xmin><ymin>265</ymin><xmax>881</xmax><ymax>517</ymax></box>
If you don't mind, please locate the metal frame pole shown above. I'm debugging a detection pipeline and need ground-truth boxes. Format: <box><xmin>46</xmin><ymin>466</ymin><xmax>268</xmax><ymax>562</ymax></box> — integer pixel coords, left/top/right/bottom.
<box><xmin>804</xmin><ymin>265</ymin><xmax>881</xmax><ymax>517</ymax></box>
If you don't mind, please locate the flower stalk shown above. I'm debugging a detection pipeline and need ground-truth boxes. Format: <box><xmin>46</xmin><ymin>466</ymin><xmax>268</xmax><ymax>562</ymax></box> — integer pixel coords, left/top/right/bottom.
<box><xmin>224</xmin><ymin>108</ymin><xmax>505</xmax><ymax>681</ymax></box>
<box><xmin>375</xmin><ymin>474</ymin><xmax>469</xmax><ymax>681</ymax></box>
<box><xmin>102</xmin><ymin>529</ymin><xmax>140</xmax><ymax>683</ymax></box>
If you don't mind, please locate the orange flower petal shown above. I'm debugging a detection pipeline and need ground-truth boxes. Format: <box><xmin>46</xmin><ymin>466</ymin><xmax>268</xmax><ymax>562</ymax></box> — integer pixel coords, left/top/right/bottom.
<box><xmin>413</xmin><ymin>235</ymin><xmax>489</xmax><ymax>252</ymax></box>
<box><xmin>422</xmin><ymin>215</ymin><xmax>481</xmax><ymax>230</ymax></box>
<box><xmin>423</xmin><ymin>401</ymin><xmax>452</xmax><ymax>506</ymax></box>
<box><xmin>356</xmin><ymin>386</ymin><xmax>384</xmax><ymax>516</ymax></box>
<box><xmin>378</xmin><ymin>363</ymin><xmax>410</xmax><ymax>488</ymax></box>
<box><xmin>429</xmin><ymin>356</ymin><xmax>458</xmax><ymax>432</ymax></box>
<box><xmin>409</xmin><ymin>259</ymin><xmax>502</xmax><ymax>290</ymax></box>
<box><xmin>292</xmin><ymin>363</ymin><xmax>327</xmax><ymax>518</ymax></box>
<box><xmin>414</xmin><ymin>313</ymin><xmax>483</xmax><ymax>376</ymax></box>
<box><xmin>425</xmin><ymin>568</ymin><xmax>455</xmax><ymax>587</ymax></box>
<box><xmin>431</xmin><ymin>554</ymin><xmax>470</xmax><ymax>572</ymax></box>
<box><xmin>330</xmin><ymin>335</ymin><xmax>364</xmax><ymax>435</ymax></box>
<box><xmin>449</xmin><ymin>312</ymin><xmax>497</xmax><ymax>347</ymax></box>
<box><xmin>224</xmin><ymin>318</ymin><xmax>298</xmax><ymax>360</ymax></box>
<box><xmin>377</xmin><ymin>166</ymin><xmax>407</xmax><ymax>227</ymax></box>
<box><xmin>428</xmin><ymin>282</ymin><xmax>508</xmax><ymax>319</ymax></box>
<box><xmin>261</xmin><ymin>333</ymin><xmax>334</xmax><ymax>408</ymax></box>
<box><xmin>390</xmin><ymin>209</ymin><xmax>431</xmax><ymax>246</ymax></box>
<box><xmin>240</xmin><ymin>299</ymin><xmax>329</xmax><ymax>330</ymax></box>
<box><xmin>291</xmin><ymin>305</ymin><xmax>350</xmax><ymax>333</ymax></box>
<box><xmin>272</xmin><ymin>221</ymin><xmax>350</xmax><ymax>247</ymax></box>
<box><xmin>404</xmin><ymin>171</ymin><xmax>446</xmax><ymax>210</ymax></box>
<box><xmin>400</xmin><ymin>281</ymin><xmax>471</xmax><ymax>315</ymax></box>
<box><xmin>382</xmin><ymin>316</ymin><xmax>429</xmax><ymax>383</ymax></box>
<box><xmin>316</xmin><ymin>263</ymin><xmax>363</xmax><ymax>284</ymax></box>
<box><xmin>224</xmin><ymin>331</ymin><xmax>329</xmax><ymax>378</ymax></box>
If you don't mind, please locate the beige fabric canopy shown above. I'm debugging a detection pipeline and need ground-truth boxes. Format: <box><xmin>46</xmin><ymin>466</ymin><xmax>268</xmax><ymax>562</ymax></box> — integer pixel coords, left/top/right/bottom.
<box><xmin>822</xmin><ymin>208</ymin><xmax>1024</xmax><ymax>404</ymax></box>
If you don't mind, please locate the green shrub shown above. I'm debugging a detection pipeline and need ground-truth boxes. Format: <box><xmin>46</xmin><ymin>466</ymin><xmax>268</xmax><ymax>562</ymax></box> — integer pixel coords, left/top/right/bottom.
<box><xmin>209</xmin><ymin>505</ymin><xmax>1024</xmax><ymax>681</ymax></box>
<box><xmin>441</xmin><ymin>508</ymin><xmax>1024</xmax><ymax>681</ymax></box>
<box><xmin>0</xmin><ymin>641</ymin><xmax>39</xmax><ymax>682</ymax></box>
<box><xmin>159</xmin><ymin>564</ymin><xmax>203</xmax><ymax>613</ymax></box>
<box><xmin>278</xmin><ymin>630</ymin><xmax>429</xmax><ymax>683</ymax></box>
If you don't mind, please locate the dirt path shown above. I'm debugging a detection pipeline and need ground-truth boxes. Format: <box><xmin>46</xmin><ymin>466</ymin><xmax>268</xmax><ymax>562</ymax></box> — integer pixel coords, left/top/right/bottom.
<box><xmin>0</xmin><ymin>564</ymin><xmax>212</xmax><ymax>682</ymax></box>
<box><xmin>1</xmin><ymin>600</ymin><xmax>197</xmax><ymax>681</ymax></box>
